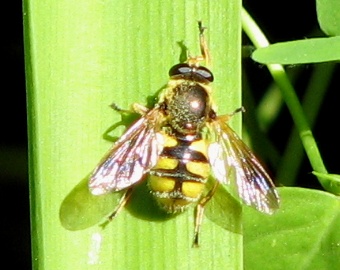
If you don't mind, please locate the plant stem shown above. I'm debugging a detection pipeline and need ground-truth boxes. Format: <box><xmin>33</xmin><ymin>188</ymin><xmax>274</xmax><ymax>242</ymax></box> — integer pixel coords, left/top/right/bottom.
<box><xmin>241</xmin><ymin>8</ymin><xmax>330</xmax><ymax>188</ymax></box>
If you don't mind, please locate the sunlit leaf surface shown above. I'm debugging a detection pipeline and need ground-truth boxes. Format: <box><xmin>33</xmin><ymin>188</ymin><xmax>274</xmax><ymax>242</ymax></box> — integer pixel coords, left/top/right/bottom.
<box><xmin>244</xmin><ymin>187</ymin><xmax>340</xmax><ymax>270</ymax></box>
<box><xmin>252</xmin><ymin>37</ymin><xmax>340</xmax><ymax>65</ymax></box>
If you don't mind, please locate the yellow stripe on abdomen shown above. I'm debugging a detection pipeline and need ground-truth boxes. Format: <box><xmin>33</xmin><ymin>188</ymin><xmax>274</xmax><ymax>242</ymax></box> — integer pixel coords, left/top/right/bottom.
<box><xmin>148</xmin><ymin>133</ymin><xmax>210</xmax><ymax>213</ymax></box>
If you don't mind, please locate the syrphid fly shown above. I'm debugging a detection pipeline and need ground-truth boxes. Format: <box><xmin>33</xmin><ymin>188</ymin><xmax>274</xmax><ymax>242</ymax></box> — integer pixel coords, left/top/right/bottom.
<box><xmin>89</xmin><ymin>21</ymin><xmax>280</xmax><ymax>246</ymax></box>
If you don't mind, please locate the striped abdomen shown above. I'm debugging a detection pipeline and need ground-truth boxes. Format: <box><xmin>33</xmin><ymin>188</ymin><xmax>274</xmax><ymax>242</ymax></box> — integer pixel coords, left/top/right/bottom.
<box><xmin>148</xmin><ymin>133</ymin><xmax>210</xmax><ymax>213</ymax></box>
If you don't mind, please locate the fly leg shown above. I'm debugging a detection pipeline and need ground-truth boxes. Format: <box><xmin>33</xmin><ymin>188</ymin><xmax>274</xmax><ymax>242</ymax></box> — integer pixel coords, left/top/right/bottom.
<box><xmin>198</xmin><ymin>21</ymin><xmax>211</xmax><ymax>66</ymax></box>
<box><xmin>187</xmin><ymin>21</ymin><xmax>211</xmax><ymax>67</ymax></box>
<box><xmin>100</xmin><ymin>188</ymin><xmax>133</xmax><ymax>228</ymax></box>
<box><xmin>110</xmin><ymin>102</ymin><xmax>150</xmax><ymax>115</ymax></box>
<box><xmin>192</xmin><ymin>181</ymin><xmax>219</xmax><ymax>247</ymax></box>
<box><xmin>216</xmin><ymin>107</ymin><xmax>245</xmax><ymax>123</ymax></box>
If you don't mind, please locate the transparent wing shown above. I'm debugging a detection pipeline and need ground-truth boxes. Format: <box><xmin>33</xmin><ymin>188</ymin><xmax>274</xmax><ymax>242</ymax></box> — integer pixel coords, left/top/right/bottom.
<box><xmin>208</xmin><ymin>120</ymin><xmax>279</xmax><ymax>214</ymax></box>
<box><xmin>89</xmin><ymin>108</ymin><xmax>164</xmax><ymax>195</ymax></box>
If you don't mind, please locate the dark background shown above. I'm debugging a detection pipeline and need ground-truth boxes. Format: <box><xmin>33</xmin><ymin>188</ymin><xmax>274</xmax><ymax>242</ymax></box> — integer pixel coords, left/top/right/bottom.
<box><xmin>2</xmin><ymin>1</ymin><xmax>338</xmax><ymax>268</ymax></box>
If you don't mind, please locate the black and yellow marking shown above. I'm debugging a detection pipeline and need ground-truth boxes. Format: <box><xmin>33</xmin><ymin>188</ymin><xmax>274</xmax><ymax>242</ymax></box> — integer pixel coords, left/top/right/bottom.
<box><xmin>149</xmin><ymin>132</ymin><xmax>210</xmax><ymax>213</ymax></box>
<box><xmin>88</xmin><ymin>22</ymin><xmax>279</xmax><ymax>247</ymax></box>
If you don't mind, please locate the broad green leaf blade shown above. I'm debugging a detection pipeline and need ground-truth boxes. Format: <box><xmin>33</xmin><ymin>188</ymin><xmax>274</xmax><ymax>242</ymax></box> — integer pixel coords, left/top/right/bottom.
<box><xmin>252</xmin><ymin>37</ymin><xmax>340</xmax><ymax>65</ymax></box>
<box><xmin>244</xmin><ymin>187</ymin><xmax>340</xmax><ymax>270</ymax></box>
<box><xmin>25</xmin><ymin>0</ymin><xmax>243</xmax><ymax>269</ymax></box>
<box><xmin>316</xmin><ymin>0</ymin><xmax>340</xmax><ymax>36</ymax></box>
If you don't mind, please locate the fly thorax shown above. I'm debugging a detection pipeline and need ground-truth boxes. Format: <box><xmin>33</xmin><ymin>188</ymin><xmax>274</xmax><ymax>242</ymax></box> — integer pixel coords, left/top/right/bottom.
<box><xmin>166</xmin><ymin>81</ymin><xmax>210</xmax><ymax>134</ymax></box>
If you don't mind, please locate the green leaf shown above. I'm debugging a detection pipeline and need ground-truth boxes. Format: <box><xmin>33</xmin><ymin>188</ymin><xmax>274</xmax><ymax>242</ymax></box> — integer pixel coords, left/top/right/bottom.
<box><xmin>244</xmin><ymin>187</ymin><xmax>340</xmax><ymax>270</ymax></box>
<box><xmin>25</xmin><ymin>0</ymin><xmax>243</xmax><ymax>269</ymax></box>
<box><xmin>252</xmin><ymin>37</ymin><xmax>340</xmax><ymax>65</ymax></box>
<box><xmin>312</xmin><ymin>172</ymin><xmax>340</xmax><ymax>195</ymax></box>
<box><xmin>317</xmin><ymin>0</ymin><xmax>340</xmax><ymax>36</ymax></box>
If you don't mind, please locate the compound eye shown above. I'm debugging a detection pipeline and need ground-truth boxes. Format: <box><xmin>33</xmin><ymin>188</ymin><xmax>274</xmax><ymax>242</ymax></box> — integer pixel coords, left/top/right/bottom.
<box><xmin>168</xmin><ymin>63</ymin><xmax>191</xmax><ymax>77</ymax></box>
<box><xmin>168</xmin><ymin>63</ymin><xmax>214</xmax><ymax>83</ymax></box>
<box><xmin>195</xmin><ymin>66</ymin><xmax>214</xmax><ymax>82</ymax></box>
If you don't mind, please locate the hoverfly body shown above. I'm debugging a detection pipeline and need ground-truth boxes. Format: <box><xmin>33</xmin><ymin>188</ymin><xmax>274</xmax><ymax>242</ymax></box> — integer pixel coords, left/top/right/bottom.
<box><xmin>89</xmin><ymin>21</ymin><xmax>280</xmax><ymax>247</ymax></box>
